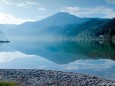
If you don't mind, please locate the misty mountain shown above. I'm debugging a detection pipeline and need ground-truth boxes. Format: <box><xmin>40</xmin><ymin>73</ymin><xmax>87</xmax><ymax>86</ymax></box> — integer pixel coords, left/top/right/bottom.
<box><xmin>61</xmin><ymin>19</ymin><xmax>108</xmax><ymax>37</ymax></box>
<box><xmin>9</xmin><ymin>12</ymin><xmax>91</xmax><ymax>35</ymax></box>
<box><xmin>37</xmin><ymin>18</ymin><xmax>108</xmax><ymax>37</ymax></box>
<box><xmin>0</xmin><ymin>24</ymin><xmax>17</xmax><ymax>33</ymax></box>
<box><xmin>0</xmin><ymin>30</ymin><xmax>7</xmax><ymax>40</ymax></box>
<box><xmin>36</xmin><ymin>12</ymin><xmax>90</xmax><ymax>26</ymax></box>
<box><xmin>90</xmin><ymin>18</ymin><xmax>115</xmax><ymax>38</ymax></box>
<box><xmin>20</xmin><ymin>12</ymin><xmax>91</xmax><ymax>27</ymax></box>
<box><xmin>0</xmin><ymin>24</ymin><xmax>17</xmax><ymax>40</ymax></box>
<box><xmin>7</xmin><ymin>12</ymin><xmax>115</xmax><ymax>40</ymax></box>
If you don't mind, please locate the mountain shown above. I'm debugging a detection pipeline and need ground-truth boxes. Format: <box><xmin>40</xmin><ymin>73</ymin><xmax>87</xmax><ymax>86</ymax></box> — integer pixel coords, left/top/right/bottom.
<box><xmin>9</xmin><ymin>12</ymin><xmax>91</xmax><ymax>35</ymax></box>
<box><xmin>0</xmin><ymin>24</ymin><xmax>17</xmax><ymax>33</ymax></box>
<box><xmin>7</xmin><ymin>12</ymin><xmax>115</xmax><ymax>40</ymax></box>
<box><xmin>63</xmin><ymin>18</ymin><xmax>115</xmax><ymax>39</ymax></box>
<box><xmin>0</xmin><ymin>30</ymin><xmax>8</xmax><ymax>40</ymax></box>
<box><xmin>0</xmin><ymin>24</ymin><xmax>16</xmax><ymax>40</ymax></box>
<box><xmin>36</xmin><ymin>12</ymin><xmax>90</xmax><ymax>26</ymax></box>
<box><xmin>64</xmin><ymin>19</ymin><xmax>108</xmax><ymax>37</ymax></box>
<box><xmin>39</xmin><ymin>19</ymin><xmax>108</xmax><ymax>37</ymax></box>
<box><xmin>19</xmin><ymin>12</ymin><xmax>91</xmax><ymax>28</ymax></box>
<box><xmin>90</xmin><ymin>18</ymin><xmax>115</xmax><ymax>39</ymax></box>
<box><xmin>45</xmin><ymin>18</ymin><xmax>113</xmax><ymax>39</ymax></box>
<box><xmin>38</xmin><ymin>18</ymin><xmax>115</xmax><ymax>40</ymax></box>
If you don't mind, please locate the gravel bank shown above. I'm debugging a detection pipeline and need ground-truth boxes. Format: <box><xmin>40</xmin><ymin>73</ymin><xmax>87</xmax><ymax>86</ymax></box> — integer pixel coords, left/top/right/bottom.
<box><xmin>0</xmin><ymin>69</ymin><xmax>115</xmax><ymax>86</ymax></box>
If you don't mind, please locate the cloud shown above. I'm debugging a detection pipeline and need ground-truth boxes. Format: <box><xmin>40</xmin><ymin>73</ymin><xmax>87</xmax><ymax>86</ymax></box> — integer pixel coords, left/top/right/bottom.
<box><xmin>1</xmin><ymin>0</ymin><xmax>19</xmax><ymax>6</ymax></box>
<box><xmin>61</xmin><ymin>59</ymin><xmax>115</xmax><ymax>80</ymax></box>
<box><xmin>0</xmin><ymin>51</ymin><xmax>35</xmax><ymax>63</ymax></box>
<box><xmin>106</xmin><ymin>0</ymin><xmax>115</xmax><ymax>3</ymax></box>
<box><xmin>38</xmin><ymin>7</ymin><xmax>47</xmax><ymax>11</ymax></box>
<box><xmin>17</xmin><ymin>1</ymin><xmax>38</xmax><ymax>8</ymax></box>
<box><xmin>62</xmin><ymin>59</ymin><xmax>115</xmax><ymax>71</ymax></box>
<box><xmin>0</xmin><ymin>12</ymin><xmax>34</xmax><ymax>24</ymax></box>
<box><xmin>1</xmin><ymin>0</ymin><xmax>39</xmax><ymax>8</ymax></box>
<box><xmin>61</xmin><ymin>6</ymin><xmax>115</xmax><ymax>18</ymax></box>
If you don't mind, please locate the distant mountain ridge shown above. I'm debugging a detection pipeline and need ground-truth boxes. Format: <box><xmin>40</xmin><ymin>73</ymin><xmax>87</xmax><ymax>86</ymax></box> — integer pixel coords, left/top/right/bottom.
<box><xmin>9</xmin><ymin>12</ymin><xmax>92</xmax><ymax>34</ymax></box>
<box><xmin>4</xmin><ymin>12</ymin><xmax>115</xmax><ymax>40</ymax></box>
<box><xmin>0</xmin><ymin>24</ymin><xmax>17</xmax><ymax>33</ymax></box>
<box><xmin>91</xmin><ymin>18</ymin><xmax>115</xmax><ymax>38</ymax></box>
<box><xmin>37</xmin><ymin>12</ymin><xmax>91</xmax><ymax>26</ymax></box>
<box><xmin>8</xmin><ymin>12</ymin><xmax>94</xmax><ymax>35</ymax></box>
<box><xmin>0</xmin><ymin>30</ymin><xmax>8</xmax><ymax>40</ymax></box>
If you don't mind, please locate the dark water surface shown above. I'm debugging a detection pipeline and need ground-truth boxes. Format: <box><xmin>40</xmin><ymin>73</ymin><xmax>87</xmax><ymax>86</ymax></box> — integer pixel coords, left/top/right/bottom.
<box><xmin>0</xmin><ymin>37</ymin><xmax>115</xmax><ymax>80</ymax></box>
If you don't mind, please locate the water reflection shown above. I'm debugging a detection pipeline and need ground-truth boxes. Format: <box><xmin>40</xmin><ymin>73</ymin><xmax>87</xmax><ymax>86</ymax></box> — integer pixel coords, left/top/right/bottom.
<box><xmin>0</xmin><ymin>37</ymin><xmax>115</xmax><ymax>80</ymax></box>
<box><xmin>0</xmin><ymin>51</ymin><xmax>35</xmax><ymax>63</ymax></box>
<box><xmin>9</xmin><ymin>38</ymin><xmax>115</xmax><ymax>64</ymax></box>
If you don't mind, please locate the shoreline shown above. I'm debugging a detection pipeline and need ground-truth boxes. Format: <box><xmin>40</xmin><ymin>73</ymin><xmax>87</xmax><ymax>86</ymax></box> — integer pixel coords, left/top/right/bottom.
<box><xmin>0</xmin><ymin>69</ymin><xmax>115</xmax><ymax>86</ymax></box>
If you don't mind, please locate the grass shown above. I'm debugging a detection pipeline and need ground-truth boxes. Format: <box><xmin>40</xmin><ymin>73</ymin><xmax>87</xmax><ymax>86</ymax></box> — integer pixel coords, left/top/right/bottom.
<box><xmin>0</xmin><ymin>82</ymin><xmax>20</xmax><ymax>86</ymax></box>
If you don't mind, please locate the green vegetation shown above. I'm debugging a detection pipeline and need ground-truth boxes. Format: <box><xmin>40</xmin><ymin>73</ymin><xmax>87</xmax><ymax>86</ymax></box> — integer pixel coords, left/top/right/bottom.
<box><xmin>5</xmin><ymin>12</ymin><xmax>115</xmax><ymax>41</ymax></box>
<box><xmin>112</xmin><ymin>35</ymin><xmax>115</xmax><ymax>39</ymax></box>
<box><xmin>0</xmin><ymin>82</ymin><xmax>20</xmax><ymax>86</ymax></box>
<box><xmin>60</xmin><ymin>18</ymin><xmax>115</xmax><ymax>40</ymax></box>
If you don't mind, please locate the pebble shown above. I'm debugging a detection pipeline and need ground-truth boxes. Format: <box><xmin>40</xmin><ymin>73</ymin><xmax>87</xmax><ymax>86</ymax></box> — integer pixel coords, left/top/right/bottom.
<box><xmin>0</xmin><ymin>69</ymin><xmax>114</xmax><ymax>86</ymax></box>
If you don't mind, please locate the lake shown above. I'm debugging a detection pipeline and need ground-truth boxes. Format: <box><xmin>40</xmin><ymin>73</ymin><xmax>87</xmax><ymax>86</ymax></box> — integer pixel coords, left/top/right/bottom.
<box><xmin>0</xmin><ymin>36</ymin><xmax>115</xmax><ymax>80</ymax></box>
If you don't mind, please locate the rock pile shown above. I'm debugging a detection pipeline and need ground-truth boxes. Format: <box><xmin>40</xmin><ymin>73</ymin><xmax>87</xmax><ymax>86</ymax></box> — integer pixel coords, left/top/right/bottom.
<box><xmin>0</xmin><ymin>69</ymin><xmax>114</xmax><ymax>86</ymax></box>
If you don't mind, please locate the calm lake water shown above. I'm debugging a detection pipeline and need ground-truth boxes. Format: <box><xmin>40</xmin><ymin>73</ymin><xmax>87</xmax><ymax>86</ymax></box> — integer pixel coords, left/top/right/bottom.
<box><xmin>0</xmin><ymin>37</ymin><xmax>115</xmax><ymax>80</ymax></box>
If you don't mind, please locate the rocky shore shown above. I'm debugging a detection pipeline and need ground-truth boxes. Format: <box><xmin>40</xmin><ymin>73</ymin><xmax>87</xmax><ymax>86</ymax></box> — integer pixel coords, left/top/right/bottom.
<box><xmin>0</xmin><ymin>69</ymin><xmax>115</xmax><ymax>86</ymax></box>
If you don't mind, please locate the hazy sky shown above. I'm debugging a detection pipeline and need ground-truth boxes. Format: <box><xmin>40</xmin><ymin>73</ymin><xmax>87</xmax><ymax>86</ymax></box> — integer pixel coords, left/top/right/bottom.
<box><xmin>0</xmin><ymin>0</ymin><xmax>115</xmax><ymax>24</ymax></box>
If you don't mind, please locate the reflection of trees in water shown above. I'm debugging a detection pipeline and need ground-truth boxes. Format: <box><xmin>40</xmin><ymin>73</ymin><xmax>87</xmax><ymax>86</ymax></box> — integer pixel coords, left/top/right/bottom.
<box><xmin>11</xmin><ymin>39</ymin><xmax>115</xmax><ymax>64</ymax></box>
<box><xmin>44</xmin><ymin>39</ymin><xmax>115</xmax><ymax>61</ymax></box>
<box><xmin>72</xmin><ymin>40</ymin><xmax>115</xmax><ymax>60</ymax></box>
<box><xmin>92</xmin><ymin>40</ymin><xmax>115</xmax><ymax>51</ymax></box>
<box><xmin>112</xmin><ymin>40</ymin><xmax>115</xmax><ymax>46</ymax></box>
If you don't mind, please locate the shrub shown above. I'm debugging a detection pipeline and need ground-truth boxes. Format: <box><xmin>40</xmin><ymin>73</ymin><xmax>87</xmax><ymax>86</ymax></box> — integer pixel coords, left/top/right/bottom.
<box><xmin>0</xmin><ymin>82</ymin><xmax>20</xmax><ymax>86</ymax></box>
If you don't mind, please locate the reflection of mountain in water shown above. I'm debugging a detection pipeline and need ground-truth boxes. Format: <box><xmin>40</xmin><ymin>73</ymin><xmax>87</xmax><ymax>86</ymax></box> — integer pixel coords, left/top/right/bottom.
<box><xmin>10</xmin><ymin>38</ymin><xmax>115</xmax><ymax>64</ymax></box>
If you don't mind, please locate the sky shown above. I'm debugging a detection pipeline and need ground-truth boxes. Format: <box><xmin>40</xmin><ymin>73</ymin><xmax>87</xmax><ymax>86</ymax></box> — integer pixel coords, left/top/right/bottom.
<box><xmin>0</xmin><ymin>0</ymin><xmax>115</xmax><ymax>24</ymax></box>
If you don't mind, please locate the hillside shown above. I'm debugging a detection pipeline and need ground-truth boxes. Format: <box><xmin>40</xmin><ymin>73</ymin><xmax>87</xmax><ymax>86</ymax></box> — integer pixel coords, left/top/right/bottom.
<box><xmin>38</xmin><ymin>19</ymin><xmax>108</xmax><ymax>38</ymax></box>
<box><xmin>0</xmin><ymin>24</ymin><xmax>17</xmax><ymax>33</ymax></box>
<box><xmin>8</xmin><ymin>12</ymin><xmax>91</xmax><ymax>35</ymax></box>
<box><xmin>6</xmin><ymin>12</ymin><xmax>115</xmax><ymax>40</ymax></box>
<box><xmin>90</xmin><ymin>18</ymin><xmax>115</xmax><ymax>39</ymax></box>
<box><xmin>0</xmin><ymin>30</ymin><xmax>7</xmax><ymax>40</ymax></box>
<box><xmin>18</xmin><ymin>12</ymin><xmax>91</xmax><ymax>29</ymax></box>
